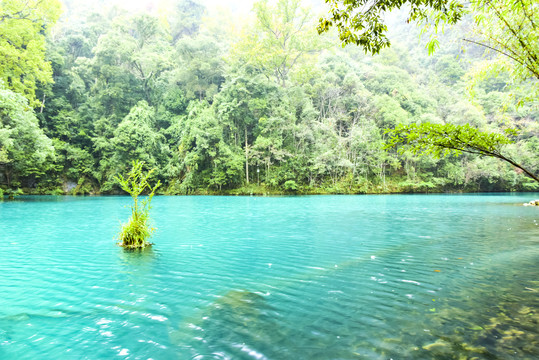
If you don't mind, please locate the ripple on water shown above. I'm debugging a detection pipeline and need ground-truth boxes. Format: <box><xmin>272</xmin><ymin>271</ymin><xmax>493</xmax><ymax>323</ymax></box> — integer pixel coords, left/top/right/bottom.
<box><xmin>0</xmin><ymin>194</ymin><xmax>538</xmax><ymax>359</ymax></box>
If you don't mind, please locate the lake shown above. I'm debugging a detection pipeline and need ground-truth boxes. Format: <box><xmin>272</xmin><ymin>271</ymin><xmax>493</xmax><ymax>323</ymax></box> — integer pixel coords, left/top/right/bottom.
<box><xmin>1</xmin><ymin>194</ymin><xmax>538</xmax><ymax>359</ymax></box>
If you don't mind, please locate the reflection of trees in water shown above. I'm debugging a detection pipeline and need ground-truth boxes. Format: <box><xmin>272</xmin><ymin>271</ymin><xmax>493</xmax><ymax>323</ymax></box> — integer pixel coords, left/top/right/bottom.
<box><xmin>117</xmin><ymin>246</ymin><xmax>158</xmax><ymax>269</ymax></box>
<box><xmin>115</xmin><ymin>247</ymin><xmax>162</xmax><ymax>318</ymax></box>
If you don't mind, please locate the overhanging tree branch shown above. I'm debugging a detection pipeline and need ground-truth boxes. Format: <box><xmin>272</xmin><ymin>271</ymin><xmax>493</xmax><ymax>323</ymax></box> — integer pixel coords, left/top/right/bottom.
<box><xmin>462</xmin><ymin>38</ymin><xmax>525</xmax><ymax>66</ymax></box>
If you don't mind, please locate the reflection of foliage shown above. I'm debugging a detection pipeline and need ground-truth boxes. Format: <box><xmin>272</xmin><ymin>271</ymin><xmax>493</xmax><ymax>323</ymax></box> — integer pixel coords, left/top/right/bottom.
<box><xmin>118</xmin><ymin>246</ymin><xmax>157</xmax><ymax>268</ymax></box>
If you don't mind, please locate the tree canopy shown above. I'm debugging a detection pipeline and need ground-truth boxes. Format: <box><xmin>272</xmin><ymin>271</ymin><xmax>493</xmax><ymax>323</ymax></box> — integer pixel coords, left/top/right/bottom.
<box><xmin>319</xmin><ymin>0</ymin><xmax>538</xmax><ymax>184</ymax></box>
<box><xmin>0</xmin><ymin>0</ymin><xmax>62</xmax><ymax>106</ymax></box>
<box><xmin>318</xmin><ymin>0</ymin><xmax>465</xmax><ymax>53</ymax></box>
<box><xmin>319</xmin><ymin>0</ymin><xmax>538</xmax><ymax>87</ymax></box>
<box><xmin>386</xmin><ymin>123</ymin><xmax>539</xmax><ymax>183</ymax></box>
<box><xmin>0</xmin><ymin>83</ymin><xmax>54</xmax><ymax>187</ymax></box>
<box><xmin>0</xmin><ymin>0</ymin><xmax>537</xmax><ymax>194</ymax></box>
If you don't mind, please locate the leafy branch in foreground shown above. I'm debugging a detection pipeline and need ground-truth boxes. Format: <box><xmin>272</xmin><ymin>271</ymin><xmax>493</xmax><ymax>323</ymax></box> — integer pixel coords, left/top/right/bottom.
<box><xmin>318</xmin><ymin>0</ymin><xmax>465</xmax><ymax>54</ymax></box>
<box><xmin>385</xmin><ymin>123</ymin><xmax>539</xmax><ymax>183</ymax></box>
<box><xmin>115</xmin><ymin>160</ymin><xmax>161</xmax><ymax>249</ymax></box>
<box><xmin>318</xmin><ymin>0</ymin><xmax>539</xmax><ymax>97</ymax></box>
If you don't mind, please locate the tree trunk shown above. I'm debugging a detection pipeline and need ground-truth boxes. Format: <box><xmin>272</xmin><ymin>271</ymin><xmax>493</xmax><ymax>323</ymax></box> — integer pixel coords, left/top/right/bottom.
<box><xmin>268</xmin><ymin>159</ymin><xmax>272</xmax><ymax>183</ymax></box>
<box><xmin>245</xmin><ymin>126</ymin><xmax>249</xmax><ymax>184</ymax></box>
<box><xmin>495</xmin><ymin>153</ymin><xmax>539</xmax><ymax>183</ymax></box>
<box><xmin>40</xmin><ymin>94</ymin><xmax>46</xmax><ymax>113</ymax></box>
<box><xmin>6</xmin><ymin>166</ymin><xmax>11</xmax><ymax>187</ymax></box>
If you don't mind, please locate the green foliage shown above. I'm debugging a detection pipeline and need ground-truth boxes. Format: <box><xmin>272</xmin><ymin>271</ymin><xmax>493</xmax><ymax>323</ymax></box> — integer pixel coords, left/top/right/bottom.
<box><xmin>464</xmin><ymin>0</ymin><xmax>539</xmax><ymax>101</ymax></box>
<box><xmin>319</xmin><ymin>0</ymin><xmax>539</xmax><ymax>96</ymax></box>
<box><xmin>0</xmin><ymin>0</ymin><xmax>536</xmax><ymax>195</ymax></box>
<box><xmin>283</xmin><ymin>180</ymin><xmax>299</xmax><ymax>192</ymax></box>
<box><xmin>318</xmin><ymin>0</ymin><xmax>538</xmax><ymax>187</ymax></box>
<box><xmin>232</xmin><ymin>0</ymin><xmax>326</xmax><ymax>87</ymax></box>
<box><xmin>112</xmin><ymin>101</ymin><xmax>166</xmax><ymax>166</ymax></box>
<box><xmin>386</xmin><ymin>123</ymin><xmax>514</xmax><ymax>158</ymax></box>
<box><xmin>115</xmin><ymin>160</ymin><xmax>161</xmax><ymax>249</ymax></box>
<box><xmin>386</xmin><ymin>123</ymin><xmax>539</xmax><ymax>183</ymax></box>
<box><xmin>5</xmin><ymin>187</ymin><xmax>23</xmax><ymax>199</ymax></box>
<box><xmin>0</xmin><ymin>0</ymin><xmax>62</xmax><ymax>105</ymax></box>
<box><xmin>0</xmin><ymin>83</ymin><xmax>55</xmax><ymax>186</ymax></box>
<box><xmin>318</xmin><ymin>0</ymin><xmax>464</xmax><ymax>53</ymax></box>
<box><xmin>166</xmin><ymin>0</ymin><xmax>205</xmax><ymax>42</ymax></box>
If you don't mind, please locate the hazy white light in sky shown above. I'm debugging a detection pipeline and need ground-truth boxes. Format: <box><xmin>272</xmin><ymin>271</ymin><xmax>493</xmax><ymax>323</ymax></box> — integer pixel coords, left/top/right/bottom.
<box><xmin>76</xmin><ymin>0</ymin><xmax>322</xmax><ymax>14</ymax></box>
<box><xmin>109</xmin><ymin>0</ymin><xmax>256</xmax><ymax>14</ymax></box>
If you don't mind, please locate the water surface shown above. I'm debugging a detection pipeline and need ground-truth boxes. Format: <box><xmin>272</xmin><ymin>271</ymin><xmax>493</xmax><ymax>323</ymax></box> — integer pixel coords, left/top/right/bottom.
<box><xmin>1</xmin><ymin>194</ymin><xmax>538</xmax><ymax>359</ymax></box>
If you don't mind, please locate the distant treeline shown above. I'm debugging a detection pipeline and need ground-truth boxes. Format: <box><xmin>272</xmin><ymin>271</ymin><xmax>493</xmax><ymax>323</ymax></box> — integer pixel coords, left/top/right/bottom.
<box><xmin>1</xmin><ymin>0</ymin><xmax>538</xmax><ymax>195</ymax></box>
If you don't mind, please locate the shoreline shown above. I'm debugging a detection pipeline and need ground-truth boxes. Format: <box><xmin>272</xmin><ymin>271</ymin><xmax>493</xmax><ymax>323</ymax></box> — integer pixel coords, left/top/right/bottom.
<box><xmin>4</xmin><ymin>189</ymin><xmax>539</xmax><ymax>197</ymax></box>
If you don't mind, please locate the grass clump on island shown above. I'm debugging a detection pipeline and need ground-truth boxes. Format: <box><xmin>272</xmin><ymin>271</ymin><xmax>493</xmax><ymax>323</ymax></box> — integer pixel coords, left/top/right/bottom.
<box><xmin>115</xmin><ymin>160</ymin><xmax>161</xmax><ymax>249</ymax></box>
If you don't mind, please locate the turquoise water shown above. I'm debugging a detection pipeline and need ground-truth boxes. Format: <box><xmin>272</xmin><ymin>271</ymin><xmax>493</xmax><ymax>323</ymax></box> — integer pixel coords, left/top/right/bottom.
<box><xmin>1</xmin><ymin>194</ymin><xmax>538</xmax><ymax>359</ymax></box>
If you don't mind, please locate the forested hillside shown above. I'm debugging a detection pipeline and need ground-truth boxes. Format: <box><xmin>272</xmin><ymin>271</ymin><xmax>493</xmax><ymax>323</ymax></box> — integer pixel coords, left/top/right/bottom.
<box><xmin>1</xmin><ymin>0</ymin><xmax>538</xmax><ymax>195</ymax></box>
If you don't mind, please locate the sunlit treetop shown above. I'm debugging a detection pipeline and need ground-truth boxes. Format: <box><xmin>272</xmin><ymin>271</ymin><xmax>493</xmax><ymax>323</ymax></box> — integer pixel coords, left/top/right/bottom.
<box><xmin>0</xmin><ymin>0</ymin><xmax>62</xmax><ymax>106</ymax></box>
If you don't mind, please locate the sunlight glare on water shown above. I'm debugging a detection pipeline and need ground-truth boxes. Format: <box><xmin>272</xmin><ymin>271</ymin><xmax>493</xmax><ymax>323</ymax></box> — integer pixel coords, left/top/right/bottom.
<box><xmin>0</xmin><ymin>194</ymin><xmax>538</xmax><ymax>359</ymax></box>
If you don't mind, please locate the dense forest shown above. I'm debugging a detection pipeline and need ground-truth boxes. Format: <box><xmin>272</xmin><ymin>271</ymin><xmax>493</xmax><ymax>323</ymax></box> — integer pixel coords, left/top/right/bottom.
<box><xmin>1</xmin><ymin>0</ymin><xmax>538</xmax><ymax>195</ymax></box>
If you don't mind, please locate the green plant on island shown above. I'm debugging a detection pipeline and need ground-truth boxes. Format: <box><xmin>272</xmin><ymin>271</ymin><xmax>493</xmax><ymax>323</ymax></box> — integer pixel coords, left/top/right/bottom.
<box><xmin>115</xmin><ymin>160</ymin><xmax>161</xmax><ymax>249</ymax></box>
